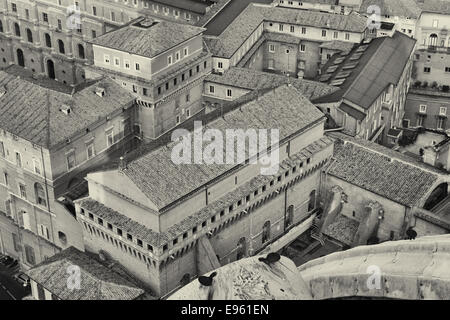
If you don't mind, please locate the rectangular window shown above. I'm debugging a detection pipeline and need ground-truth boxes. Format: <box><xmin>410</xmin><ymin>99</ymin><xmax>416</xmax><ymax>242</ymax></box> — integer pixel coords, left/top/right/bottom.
<box><xmin>419</xmin><ymin>105</ymin><xmax>427</xmax><ymax>113</ymax></box>
<box><xmin>143</xmin><ymin>87</ymin><xmax>148</xmax><ymax>96</ymax></box>
<box><xmin>15</xmin><ymin>152</ymin><xmax>21</xmax><ymax>167</ymax></box>
<box><xmin>322</xmin><ymin>30</ymin><xmax>327</xmax><ymax>37</ymax></box>
<box><xmin>114</xmin><ymin>57</ymin><xmax>120</xmax><ymax>67</ymax></box>
<box><xmin>12</xmin><ymin>3</ymin><xmax>17</xmax><ymax>12</ymax></box>
<box><xmin>279</xmin><ymin>24</ymin><xmax>284</xmax><ymax>31</ymax></box>
<box><xmin>66</xmin><ymin>151</ymin><xmax>75</xmax><ymax>170</ymax></box>
<box><xmin>25</xmin><ymin>9</ymin><xmax>29</xmax><ymax>19</ymax></box>
<box><xmin>33</xmin><ymin>159</ymin><xmax>41</xmax><ymax>175</ymax></box>
<box><xmin>24</xmin><ymin>245</ymin><xmax>35</xmax><ymax>265</ymax></box>
<box><xmin>104</xmin><ymin>54</ymin><xmax>110</xmax><ymax>64</ymax></box>
<box><xmin>124</xmin><ymin>60</ymin><xmax>130</xmax><ymax>69</ymax></box>
<box><xmin>301</xmin><ymin>27</ymin><xmax>306</xmax><ymax>34</ymax></box>
<box><xmin>176</xmin><ymin>115</ymin><xmax>180</xmax><ymax>124</ymax></box>
<box><xmin>86</xmin><ymin>142</ymin><xmax>95</xmax><ymax>159</ymax></box>
<box><xmin>227</xmin><ymin>89</ymin><xmax>232</xmax><ymax>97</ymax></box>
<box><xmin>445</xmin><ymin>67</ymin><xmax>450</xmax><ymax>73</ymax></box>
<box><xmin>183</xmin><ymin>47</ymin><xmax>189</xmax><ymax>56</ymax></box>
<box><xmin>135</xmin><ymin>63</ymin><xmax>140</xmax><ymax>71</ymax></box>
<box><xmin>424</xmin><ymin>67</ymin><xmax>431</xmax><ymax>73</ymax></box>
<box><xmin>290</xmin><ymin>25</ymin><xmax>294</xmax><ymax>33</ymax></box>
<box><xmin>209</xmin><ymin>85</ymin><xmax>215</xmax><ymax>94</ymax></box>
<box><xmin>0</xmin><ymin>141</ymin><xmax>4</xmax><ymax>157</ymax></box>
<box><xmin>333</xmin><ymin>31</ymin><xmax>338</xmax><ymax>39</ymax></box>
<box><xmin>186</xmin><ymin>109</ymin><xmax>190</xmax><ymax>117</ymax></box>
<box><xmin>218</xmin><ymin>61</ymin><xmax>223</xmax><ymax>69</ymax></box>
<box><xmin>57</xmin><ymin>19</ymin><xmax>62</xmax><ymax>30</ymax></box>
<box><xmin>43</xmin><ymin>12</ymin><xmax>48</xmax><ymax>22</ymax></box>
<box><xmin>440</xmin><ymin>107</ymin><xmax>447</xmax><ymax>116</ymax></box>
<box><xmin>175</xmin><ymin>51</ymin><xmax>180</xmax><ymax>62</ymax></box>
<box><xmin>4</xmin><ymin>172</ymin><xmax>8</xmax><ymax>186</ymax></box>
<box><xmin>93</xmin><ymin>6</ymin><xmax>97</xmax><ymax>15</ymax></box>
<box><xmin>19</xmin><ymin>183</ymin><xmax>26</xmax><ymax>199</ymax></box>
<box><xmin>92</xmin><ymin>30</ymin><xmax>97</xmax><ymax>38</ymax></box>
<box><xmin>269</xmin><ymin>44</ymin><xmax>275</xmax><ymax>52</ymax></box>
<box><xmin>186</xmin><ymin>93</ymin><xmax>190</xmax><ymax>102</ymax></box>
<box><xmin>438</xmin><ymin>118</ymin><xmax>445</xmax><ymax>130</ymax></box>
<box><xmin>106</xmin><ymin>130</ymin><xmax>114</xmax><ymax>147</ymax></box>
<box><xmin>167</xmin><ymin>55</ymin><xmax>173</xmax><ymax>65</ymax></box>
<box><xmin>300</xmin><ymin>44</ymin><xmax>305</xmax><ymax>52</ymax></box>
<box><xmin>38</xmin><ymin>224</ymin><xmax>50</xmax><ymax>240</ymax></box>
<box><xmin>111</xmin><ymin>11</ymin><xmax>115</xmax><ymax>21</ymax></box>
<box><xmin>345</xmin><ymin>33</ymin><xmax>350</xmax><ymax>40</ymax></box>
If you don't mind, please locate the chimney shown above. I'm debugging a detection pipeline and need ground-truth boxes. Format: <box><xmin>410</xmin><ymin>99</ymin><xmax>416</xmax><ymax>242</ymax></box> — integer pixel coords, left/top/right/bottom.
<box><xmin>95</xmin><ymin>86</ymin><xmax>105</xmax><ymax>97</ymax></box>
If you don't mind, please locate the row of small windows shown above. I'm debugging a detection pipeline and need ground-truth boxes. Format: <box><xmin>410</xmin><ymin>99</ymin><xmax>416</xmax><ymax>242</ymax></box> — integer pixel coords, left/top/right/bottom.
<box><xmin>157</xmin><ymin>61</ymin><xmax>208</xmax><ymax>96</ymax></box>
<box><xmin>272</xmin><ymin>22</ymin><xmax>351</xmax><ymax>40</ymax></box>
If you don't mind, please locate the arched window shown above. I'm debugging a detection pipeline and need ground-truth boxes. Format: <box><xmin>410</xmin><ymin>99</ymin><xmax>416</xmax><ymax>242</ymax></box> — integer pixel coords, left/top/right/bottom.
<box><xmin>58</xmin><ymin>231</ymin><xmax>67</xmax><ymax>245</ymax></box>
<box><xmin>262</xmin><ymin>221</ymin><xmax>271</xmax><ymax>244</ymax></box>
<box><xmin>58</xmin><ymin>39</ymin><xmax>65</xmax><ymax>54</ymax></box>
<box><xmin>14</xmin><ymin>23</ymin><xmax>20</xmax><ymax>37</ymax></box>
<box><xmin>428</xmin><ymin>33</ymin><xmax>438</xmax><ymax>47</ymax></box>
<box><xmin>34</xmin><ymin>183</ymin><xmax>46</xmax><ymax>206</ymax></box>
<box><xmin>78</xmin><ymin>44</ymin><xmax>85</xmax><ymax>59</ymax></box>
<box><xmin>26</xmin><ymin>28</ymin><xmax>33</xmax><ymax>42</ymax></box>
<box><xmin>0</xmin><ymin>20</ymin><xmax>3</xmax><ymax>33</ymax></box>
<box><xmin>45</xmin><ymin>33</ymin><xmax>51</xmax><ymax>47</ymax></box>
<box><xmin>308</xmin><ymin>190</ymin><xmax>316</xmax><ymax>212</ymax></box>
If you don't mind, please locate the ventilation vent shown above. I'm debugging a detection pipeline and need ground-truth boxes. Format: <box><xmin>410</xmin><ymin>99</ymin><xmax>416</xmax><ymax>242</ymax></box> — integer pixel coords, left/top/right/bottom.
<box><xmin>330</xmin><ymin>79</ymin><xmax>346</xmax><ymax>86</ymax></box>
<box><xmin>327</xmin><ymin>65</ymin><xmax>339</xmax><ymax>73</ymax></box>
<box><xmin>60</xmin><ymin>104</ymin><xmax>72</xmax><ymax>115</ymax></box>
<box><xmin>342</xmin><ymin>62</ymin><xmax>358</xmax><ymax>70</ymax></box>
<box><xmin>95</xmin><ymin>86</ymin><xmax>105</xmax><ymax>97</ymax></box>
<box><xmin>0</xmin><ymin>86</ymin><xmax>6</xmax><ymax>98</ymax></box>
<box><xmin>350</xmin><ymin>52</ymin><xmax>363</xmax><ymax>61</ymax></box>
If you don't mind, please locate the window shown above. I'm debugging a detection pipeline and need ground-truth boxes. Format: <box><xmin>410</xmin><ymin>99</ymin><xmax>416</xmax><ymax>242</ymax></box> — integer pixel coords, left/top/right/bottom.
<box><xmin>279</xmin><ymin>24</ymin><xmax>284</xmax><ymax>31</ymax></box>
<box><xmin>58</xmin><ymin>39</ymin><xmax>65</xmax><ymax>54</ymax></box>
<box><xmin>15</xmin><ymin>152</ymin><xmax>21</xmax><ymax>167</ymax></box>
<box><xmin>262</xmin><ymin>221</ymin><xmax>270</xmax><ymax>244</ymax></box>
<box><xmin>345</xmin><ymin>33</ymin><xmax>350</xmax><ymax>40</ymax></box>
<box><xmin>301</xmin><ymin>27</ymin><xmax>306</xmax><ymax>34</ymax></box>
<box><xmin>106</xmin><ymin>130</ymin><xmax>114</xmax><ymax>147</ymax></box>
<box><xmin>143</xmin><ymin>87</ymin><xmax>148</xmax><ymax>96</ymax></box>
<box><xmin>57</xmin><ymin>19</ymin><xmax>62</xmax><ymax>30</ymax></box>
<box><xmin>33</xmin><ymin>159</ymin><xmax>41</xmax><ymax>175</ymax></box>
<box><xmin>14</xmin><ymin>23</ymin><xmax>20</xmax><ymax>37</ymax></box>
<box><xmin>91</xmin><ymin>30</ymin><xmax>97</xmax><ymax>38</ymax></box>
<box><xmin>437</xmin><ymin>117</ymin><xmax>445</xmax><ymax>130</ymax></box>
<box><xmin>186</xmin><ymin>93</ymin><xmax>190</xmax><ymax>102</ymax></box>
<box><xmin>135</xmin><ymin>63</ymin><xmax>140</xmax><ymax>71</ymax></box>
<box><xmin>308</xmin><ymin>190</ymin><xmax>316</xmax><ymax>211</ymax></box>
<box><xmin>209</xmin><ymin>85</ymin><xmax>215</xmax><ymax>94</ymax></box>
<box><xmin>114</xmin><ymin>57</ymin><xmax>120</xmax><ymax>66</ymax></box>
<box><xmin>19</xmin><ymin>183</ymin><xmax>27</xmax><ymax>199</ymax></box>
<box><xmin>322</xmin><ymin>30</ymin><xmax>327</xmax><ymax>37</ymax></box>
<box><xmin>176</xmin><ymin>115</ymin><xmax>180</xmax><ymax>124</ymax></box>
<box><xmin>419</xmin><ymin>105</ymin><xmax>427</xmax><ymax>113</ymax></box>
<box><xmin>93</xmin><ymin>6</ymin><xmax>97</xmax><ymax>15</ymax></box>
<box><xmin>424</xmin><ymin>67</ymin><xmax>431</xmax><ymax>73</ymax></box>
<box><xmin>66</xmin><ymin>151</ymin><xmax>75</xmax><ymax>170</ymax></box>
<box><xmin>445</xmin><ymin>67</ymin><xmax>450</xmax><ymax>73</ymax></box>
<box><xmin>218</xmin><ymin>61</ymin><xmax>223</xmax><ymax>69</ymax></box>
<box><xmin>38</xmin><ymin>224</ymin><xmax>50</xmax><ymax>240</ymax></box>
<box><xmin>26</xmin><ymin>29</ymin><xmax>33</xmax><ymax>42</ymax></box>
<box><xmin>186</xmin><ymin>109</ymin><xmax>190</xmax><ymax>117</ymax></box>
<box><xmin>24</xmin><ymin>245</ymin><xmax>35</xmax><ymax>265</ymax></box>
<box><xmin>12</xmin><ymin>3</ymin><xmax>17</xmax><ymax>12</ymax></box>
<box><xmin>300</xmin><ymin>44</ymin><xmax>305</xmax><ymax>52</ymax></box>
<box><xmin>58</xmin><ymin>231</ymin><xmax>67</xmax><ymax>245</ymax></box>
<box><xmin>35</xmin><ymin>183</ymin><xmax>46</xmax><ymax>206</ymax></box>
<box><xmin>0</xmin><ymin>141</ymin><xmax>4</xmax><ymax>158</ymax></box>
<box><xmin>440</xmin><ymin>107</ymin><xmax>447</xmax><ymax>116</ymax></box>
<box><xmin>86</xmin><ymin>142</ymin><xmax>95</xmax><ymax>159</ymax></box>
<box><xmin>175</xmin><ymin>51</ymin><xmax>180</xmax><ymax>62</ymax></box>
<box><xmin>78</xmin><ymin>44</ymin><xmax>85</xmax><ymax>59</ymax></box>
<box><xmin>45</xmin><ymin>33</ymin><xmax>51</xmax><ymax>47</ymax></box>
<box><xmin>3</xmin><ymin>172</ymin><xmax>8</xmax><ymax>186</ymax></box>
<box><xmin>42</xmin><ymin>12</ymin><xmax>48</xmax><ymax>22</ymax></box>
<box><xmin>290</xmin><ymin>25</ymin><xmax>294</xmax><ymax>33</ymax></box>
<box><xmin>333</xmin><ymin>31</ymin><xmax>338</xmax><ymax>39</ymax></box>
<box><xmin>111</xmin><ymin>11</ymin><xmax>115</xmax><ymax>21</ymax></box>
<box><xmin>227</xmin><ymin>89</ymin><xmax>232</xmax><ymax>97</ymax></box>
<box><xmin>167</xmin><ymin>55</ymin><xmax>173</xmax><ymax>65</ymax></box>
<box><xmin>417</xmin><ymin>115</ymin><xmax>424</xmax><ymax>127</ymax></box>
<box><xmin>183</xmin><ymin>47</ymin><xmax>189</xmax><ymax>56</ymax></box>
<box><xmin>104</xmin><ymin>54</ymin><xmax>110</xmax><ymax>64</ymax></box>
<box><xmin>269</xmin><ymin>44</ymin><xmax>275</xmax><ymax>52</ymax></box>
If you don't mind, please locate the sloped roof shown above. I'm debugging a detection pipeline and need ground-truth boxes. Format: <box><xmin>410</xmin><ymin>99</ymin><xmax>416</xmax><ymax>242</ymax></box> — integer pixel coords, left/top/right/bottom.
<box><xmin>26</xmin><ymin>247</ymin><xmax>145</xmax><ymax>300</ymax></box>
<box><xmin>319</xmin><ymin>40</ymin><xmax>355</xmax><ymax>54</ymax></box>
<box><xmin>338</xmin><ymin>102</ymin><xmax>366</xmax><ymax>121</ymax></box>
<box><xmin>415</xmin><ymin>0</ymin><xmax>450</xmax><ymax>14</ymax></box>
<box><xmin>206</xmin><ymin>67</ymin><xmax>339</xmax><ymax>100</ymax></box>
<box><xmin>206</xmin><ymin>3</ymin><xmax>367</xmax><ymax>58</ymax></box>
<box><xmin>121</xmin><ymin>85</ymin><xmax>325</xmax><ymax>210</ymax></box>
<box><xmin>90</xmin><ymin>17</ymin><xmax>205</xmax><ymax>58</ymax></box>
<box><xmin>314</xmin><ymin>31</ymin><xmax>416</xmax><ymax>109</ymax></box>
<box><xmin>0</xmin><ymin>66</ymin><xmax>135</xmax><ymax>149</ymax></box>
<box><xmin>323</xmin><ymin>214</ymin><xmax>359</xmax><ymax>245</ymax></box>
<box><xmin>153</xmin><ymin>0</ymin><xmax>212</xmax><ymax>14</ymax></box>
<box><xmin>358</xmin><ymin>0</ymin><xmax>422</xmax><ymax>19</ymax></box>
<box><xmin>328</xmin><ymin>132</ymin><xmax>441</xmax><ymax>207</ymax></box>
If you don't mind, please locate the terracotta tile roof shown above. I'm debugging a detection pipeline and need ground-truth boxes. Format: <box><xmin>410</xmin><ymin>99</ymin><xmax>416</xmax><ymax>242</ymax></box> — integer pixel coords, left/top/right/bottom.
<box><xmin>206</xmin><ymin>67</ymin><xmax>338</xmax><ymax>100</ymax></box>
<box><xmin>90</xmin><ymin>17</ymin><xmax>205</xmax><ymax>58</ymax></box>
<box><xmin>328</xmin><ymin>132</ymin><xmax>442</xmax><ymax>207</ymax></box>
<box><xmin>206</xmin><ymin>3</ymin><xmax>367</xmax><ymax>58</ymax></box>
<box><xmin>323</xmin><ymin>214</ymin><xmax>359</xmax><ymax>245</ymax></box>
<box><xmin>81</xmin><ymin>137</ymin><xmax>333</xmax><ymax>247</ymax></box>
<box><xmin>122</xmin><ymin>85</ymin><xmax>325</xmax><ymax>210</ymax></box>
<box><xmin>314</xmin><ymin>31</ymin><xmax>416</xmax><ymax>108</ymax></box>
<box><xmin>26</xmin><ymin>247</ymin><xmax>145</xmax><ymax>300</ymax></box>
<box><xmin>0</xmin><ymin>66</ymin><xmax>135</xmax><ymax>149</ymax></box>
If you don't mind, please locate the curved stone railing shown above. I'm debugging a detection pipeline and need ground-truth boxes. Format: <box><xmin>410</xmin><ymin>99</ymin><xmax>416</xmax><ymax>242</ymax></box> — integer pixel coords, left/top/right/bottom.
<box><xmin>299</xmin><ymin>235</ymin><xmax>450</xmax><ymax>300</ymax></box>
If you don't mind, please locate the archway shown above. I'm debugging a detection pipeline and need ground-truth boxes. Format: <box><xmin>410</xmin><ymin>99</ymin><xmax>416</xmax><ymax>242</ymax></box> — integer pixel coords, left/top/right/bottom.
<box><xmin>16</xmin><ymin>48</ymin><xmax>24</xmax><ymax>67</ymax></box>
<box><xmin>428</xmin><ymin>33</ymin><xmax>438</xmax><ymax>47</ymax></box>
<box><xmin>47</xmin><ymin>59</ymin><xmax>55</xmax><ymax>79</ymax></box>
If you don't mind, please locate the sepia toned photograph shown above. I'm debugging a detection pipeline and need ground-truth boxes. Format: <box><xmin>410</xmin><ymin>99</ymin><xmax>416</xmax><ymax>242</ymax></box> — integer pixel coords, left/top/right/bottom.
<box><xmin>0</xmin><ymin>0</ymin><xmax>449</xmax><ymax>311</ymax></box>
